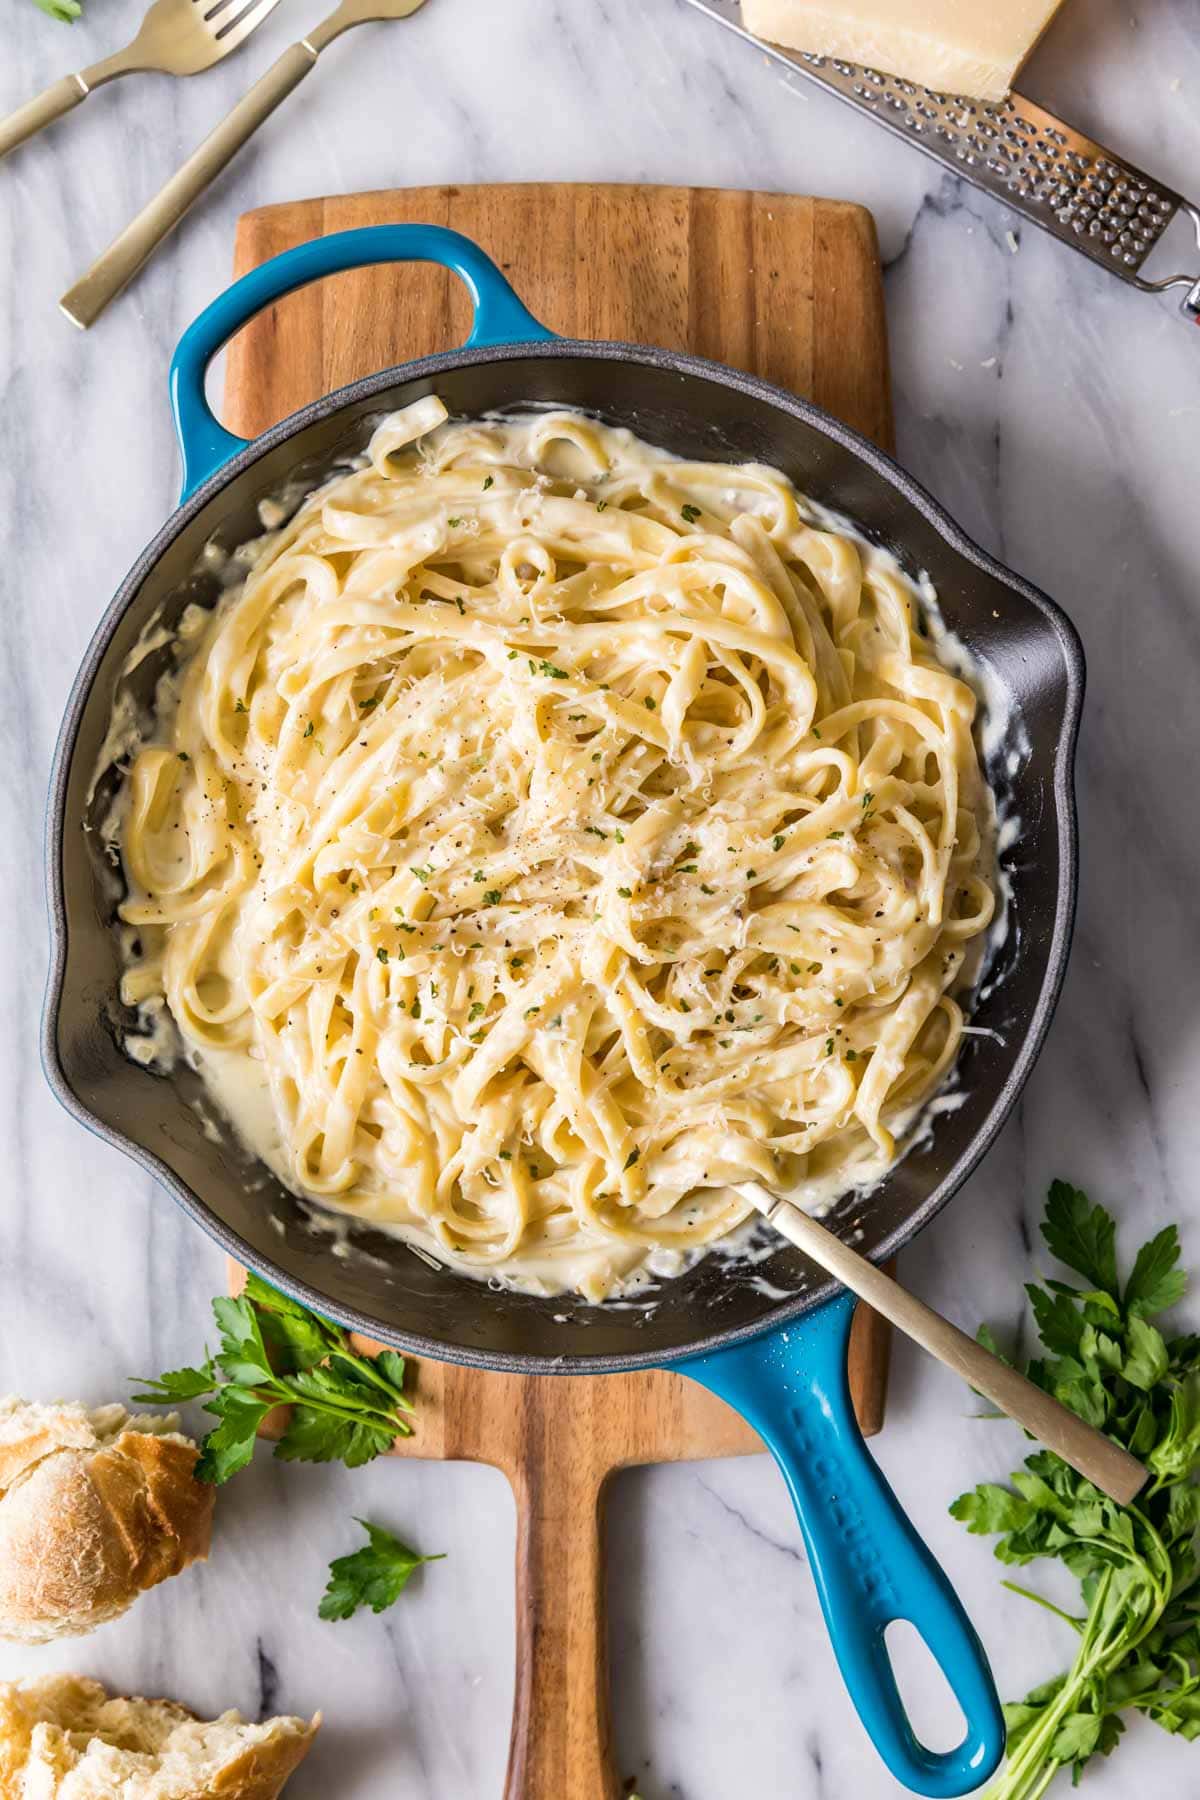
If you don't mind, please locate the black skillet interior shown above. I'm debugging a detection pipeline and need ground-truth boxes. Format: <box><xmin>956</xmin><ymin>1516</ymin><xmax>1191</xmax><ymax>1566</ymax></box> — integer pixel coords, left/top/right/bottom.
<box><xmin>45</xmin><ymin>344</ymin><xmax>1084</xmax><ymax>1372</ymax></box>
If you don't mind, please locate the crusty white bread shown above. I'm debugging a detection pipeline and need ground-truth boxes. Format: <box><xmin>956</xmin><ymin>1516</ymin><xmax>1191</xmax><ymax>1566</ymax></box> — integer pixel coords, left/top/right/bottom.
<box><xmin>0</xmin><ymin>1674</ymin><xmax>318</xmax><ymax>1799</ymax></box>
<box><xmin>0</xmin><ymin>1399</ymin><xmax>214</xmax><ymax>1644</ymax></box>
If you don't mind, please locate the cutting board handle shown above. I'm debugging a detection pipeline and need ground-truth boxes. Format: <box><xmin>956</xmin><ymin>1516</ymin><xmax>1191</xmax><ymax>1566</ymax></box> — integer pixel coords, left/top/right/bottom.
<box><xmin>682</xmin><ymin>1295</ymin><xmax>1005</xmax><ymax>1798</ymax></box>
<box><xmin>169</xmin><ymin>223</ymin><xmax>555</xmax><ymax>502</ymax></box>
<box><xmin>501</xmin><ymin>1383</ymin><xmax>620</xmax><ymax>1800</ymax></box>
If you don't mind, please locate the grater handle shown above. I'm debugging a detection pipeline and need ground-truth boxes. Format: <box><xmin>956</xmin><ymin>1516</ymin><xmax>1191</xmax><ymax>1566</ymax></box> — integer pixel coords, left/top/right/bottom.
<box><xmin>1140</xmin><ymin>201</ymin><xmax>1200</xmax><ymax>322</ymax></box>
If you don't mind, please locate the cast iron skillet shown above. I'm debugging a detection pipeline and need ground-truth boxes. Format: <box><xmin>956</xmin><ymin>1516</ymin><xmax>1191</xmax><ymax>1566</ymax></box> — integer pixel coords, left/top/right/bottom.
<box><xmin>43</xmin><ymin>225</ymin><xmax>1084</xmax><ymax>1797</ymax></box>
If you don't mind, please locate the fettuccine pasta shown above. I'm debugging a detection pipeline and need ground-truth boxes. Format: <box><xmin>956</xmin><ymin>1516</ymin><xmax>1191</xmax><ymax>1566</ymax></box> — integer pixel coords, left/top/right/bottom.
<box><xmin>115</xmin><ymin>400</ymin><xmax>996</xmax><ymax>1298</ymax></box>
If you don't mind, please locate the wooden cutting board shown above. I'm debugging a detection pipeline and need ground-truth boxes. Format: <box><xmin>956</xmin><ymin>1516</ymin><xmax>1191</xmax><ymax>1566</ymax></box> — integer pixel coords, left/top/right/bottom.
<box><xmin>224</xmin><ymin>183</ymin><xmax>894</xmax><ymax>1800</ymax></box>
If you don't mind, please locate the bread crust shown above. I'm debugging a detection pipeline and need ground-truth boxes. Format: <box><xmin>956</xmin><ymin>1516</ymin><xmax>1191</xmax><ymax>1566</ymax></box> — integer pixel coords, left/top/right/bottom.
<box><xmin>0</xmin><ymin>1675</ymin><xmax>318</xmax><ymax>1800</ymax></box>
<box><xmin>0</xmin><ymin>1402</ymin><xmax>214</xmax><ymax>1644</ymax></box>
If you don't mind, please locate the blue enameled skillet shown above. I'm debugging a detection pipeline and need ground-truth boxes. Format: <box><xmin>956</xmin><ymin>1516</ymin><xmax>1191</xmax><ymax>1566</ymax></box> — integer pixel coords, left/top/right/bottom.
<box><xmin>43</xmin><ymin>225</ymin><xmax>1085</xmax><ymax>1795</ymax></box>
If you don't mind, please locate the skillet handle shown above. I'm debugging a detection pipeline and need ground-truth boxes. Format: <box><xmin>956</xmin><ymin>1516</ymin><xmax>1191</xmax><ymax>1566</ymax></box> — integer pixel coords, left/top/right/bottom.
<box><xmin>169</xmin><ymin>223</ymin><xmax>556</xmax><ymax>502</ymax></box>
<box><xmin>681</xmin><ymin>1293</ymin><xmax>1004</xmax><ymax>1798</ymax></box>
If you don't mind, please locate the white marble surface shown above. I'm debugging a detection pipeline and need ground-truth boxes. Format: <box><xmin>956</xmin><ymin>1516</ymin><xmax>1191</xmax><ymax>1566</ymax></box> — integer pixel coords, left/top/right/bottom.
<box><xmin>3</xmin><ymin>1</ymin><xmax>1200</xmax><ymax>1795</ymax></box>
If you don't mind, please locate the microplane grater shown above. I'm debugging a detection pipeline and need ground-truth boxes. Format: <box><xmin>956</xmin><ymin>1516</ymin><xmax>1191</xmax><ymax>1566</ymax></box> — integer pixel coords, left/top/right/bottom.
<box><xmin>684</xmin><ymin>0</ymin><xmax>1200</xmax><ymax>324</ymax></box>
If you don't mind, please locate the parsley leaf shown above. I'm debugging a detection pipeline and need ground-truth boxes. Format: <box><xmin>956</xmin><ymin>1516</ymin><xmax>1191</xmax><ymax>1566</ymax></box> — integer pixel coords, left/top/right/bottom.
<box><xmin>319</xmin><ymin>1519</ymin><xmax>444</xmax><ymax>1621</ymax></box>
<box><xmin>133</xmin><ymin>1279</ymin><xmax>415</xmax><ymax>1485</ymax></box>
<box><xmin>952</xmin><ymin>1181</ymin><xmax>1200</xmax><ymax>1800</ymax></box>
<box><xmin>130</xmin><ymin>1359</ymin><xmax>218</xmax><ymax>1405</ymax></box>
<box><xmin>1125</xmin><ymin>1225</ymin><xmax>1188</xmax><ymax>1317</ymax></box>
<box><xmin>1041</xmin><ymin>1178</ymin><xmax>1119</xmax><ymax>1299</ymax></box>
<box><xmin>194</xmin><ymin>1387</ymin><xmax>273</xmax><ymax>1484</ymax></box>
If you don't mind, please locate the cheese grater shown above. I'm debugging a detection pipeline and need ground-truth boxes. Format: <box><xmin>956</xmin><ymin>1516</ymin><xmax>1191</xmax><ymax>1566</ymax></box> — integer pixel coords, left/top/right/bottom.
<box><xmin>683</xmin><ymin>0</ymin><xmax>1200</xmax><ymax>324</ymax></box>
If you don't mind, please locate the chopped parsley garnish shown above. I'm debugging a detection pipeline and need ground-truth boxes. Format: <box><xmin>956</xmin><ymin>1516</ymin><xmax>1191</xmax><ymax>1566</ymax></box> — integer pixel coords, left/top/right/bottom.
<box><xmin>303</xmin><ymin>721</ymin><xmax>314</xmax><ymax>738</ymax></box>
<box><xmin>359</xmin><ymin>697</ymin><xmax>379</xmax><ymax>711</ymax></box>
<box><xmin>596</xmin><ymin>499</ymin><xmax>608</xmax><ymax>512</ymax></box>
<box><xmin>538</xmin><ymin>660</ymin><xmax>569</xmax><ymax>680</ymax></box>
<box><xmin>644</xmin><ymin>695</ymin><xmax>656</xmax><ymax>711</ymax></box>
<box><xmin>773</xmin><ymin>834</ymin><xmax>785</xmax><ymax>851</ymax></box>
<box><xmin>681</xmin><ymin>503</ymin><xmax>701</xmax><ymax>523</ymax></box>
<box><xmin>482</xmin><ymin>475</ymin><xmax>494</xmax><ymax>490</ymax></box>
<box><xmin>617</xmin><ymin>886</ymin><xmax>632</xmax><ymax>899</ymax></box>
<box><xmin>483</xmin><ymin>890</ymin><xmax>501</xmax><ymax>906</ymax></box>
<box><xmin>412</xmin><ymin>866</ymin><xmax>432</xmax><ymax>883</ymax></box>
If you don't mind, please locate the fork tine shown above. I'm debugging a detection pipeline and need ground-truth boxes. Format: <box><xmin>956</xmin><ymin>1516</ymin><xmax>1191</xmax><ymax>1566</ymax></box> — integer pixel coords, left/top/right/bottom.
<box><xmin>201</xmin><ymin>0</ymin><xmax>243</xmax><ymax>21</ymax></box>
<box><xmin>215</xmin><ymin>0</ymin><xmax>280</xmax><ymax>41</ymax></box>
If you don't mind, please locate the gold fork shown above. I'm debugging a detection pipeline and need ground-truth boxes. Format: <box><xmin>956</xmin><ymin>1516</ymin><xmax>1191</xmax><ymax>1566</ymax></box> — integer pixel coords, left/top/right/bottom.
<box><xmin>61</xmin><ymin>0</ymin><xmax>430</xmax><ymax>328</ymax></box>
<box><xmin>0</xmin><ymin>0</ymin><xmax>285</xmax><ymax>163</ymax></box>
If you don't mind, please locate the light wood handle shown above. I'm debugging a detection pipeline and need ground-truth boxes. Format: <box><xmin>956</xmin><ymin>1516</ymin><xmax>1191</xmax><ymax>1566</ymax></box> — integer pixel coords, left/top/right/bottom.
<box><xmin>742</xmin><ymin>1186</ymin><xmax>1147</xmax><ymax>1508</ymax></box>
<box><xmin>0</xmin><ymin>74</ymin><xmax>88</xmax><ymax>161</ymax></box>
<box><xmin>504</xmin><ymin>1395</ymin><xmax>620</xmax><ymax>1800</ymax></box>
<box><xmin>60</xmin><ymin>40</ymin><xmax>318</xmax><ymax>328</ymax></box>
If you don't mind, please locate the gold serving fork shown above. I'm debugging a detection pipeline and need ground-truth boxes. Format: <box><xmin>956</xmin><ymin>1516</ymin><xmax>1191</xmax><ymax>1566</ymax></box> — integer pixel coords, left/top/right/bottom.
<box><xmin>61</xmin><ymin>0</ymin><xmax>429</xmax><ymax>328</ymax></box>
<box><xmin>0</xmin><ymin>0</ymin><xmax>285</xmax><ymax>163</ymax></box>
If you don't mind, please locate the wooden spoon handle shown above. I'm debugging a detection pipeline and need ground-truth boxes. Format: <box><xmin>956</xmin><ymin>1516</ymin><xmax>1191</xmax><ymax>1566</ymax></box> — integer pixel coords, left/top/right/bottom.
<box><xmin>503</xmin><ymin>1383</ymin><xmax>620</xmax><ymax>1800</ymax></box>
<box><xmin>741</xmin><ymin>1185</ymin><xmax>1147</xmax><ymax>1508</ymax></box>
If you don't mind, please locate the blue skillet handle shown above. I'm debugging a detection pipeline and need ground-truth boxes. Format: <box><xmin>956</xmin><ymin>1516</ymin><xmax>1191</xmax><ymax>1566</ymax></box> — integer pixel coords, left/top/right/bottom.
<box><xmin>681</xmin><ymin>1294</ymin><xmax>1004</xmax><ymax>1797</ymax></box>
<box><xmin>169</xmin><ymin>223</ymin><xmax>556</xmax><ymax>502</ymax></box>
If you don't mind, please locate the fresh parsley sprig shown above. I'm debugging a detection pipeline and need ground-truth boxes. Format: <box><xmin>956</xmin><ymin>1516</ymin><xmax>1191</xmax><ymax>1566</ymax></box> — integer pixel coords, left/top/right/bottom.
<box><xmin>952</xmin><ymin>1181</ymin><xmax>1200</xmax><ymax>1797</ymax></box>
<box><xmin>319</xmin><ymin>1518</ymin><xmax>444</xmax><ymax>1621</ymax></box>
<box><xmin>32</xmin><ymin>0</ymin><xmax>82</xmax><ymax>18</ymax></box>
<box><xmin>132</xmin><ymin>1273</ymin><xmax>414</xmax><ymax>1484</ymax></box>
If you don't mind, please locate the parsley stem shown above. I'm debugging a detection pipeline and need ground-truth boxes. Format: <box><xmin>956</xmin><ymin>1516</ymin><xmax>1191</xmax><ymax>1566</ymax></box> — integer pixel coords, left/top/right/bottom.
<box><xmin>998</xmin><ymin>1581</ymin><xmax>1086</xmax><ymax>1632</ymax></box>
<box><xmin>260</xmin><ymin>1377</ymin><xmax>413</xmax><ymax>1434</ymax></box>
<box><xmin>335</xmin><ymin>1351</ymin><xmax>416</xmax><ymax>1410</ymax></box>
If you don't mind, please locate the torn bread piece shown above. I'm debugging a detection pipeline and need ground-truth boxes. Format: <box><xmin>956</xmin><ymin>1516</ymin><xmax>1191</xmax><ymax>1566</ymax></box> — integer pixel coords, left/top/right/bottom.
<box><xmin>0</xmin><ymin>1398</ymin><xmax>214</xmax><ymax>1644</ymax></box>
<box><xmin>0</xmin><ymin>1674</ymin><xmax>318</xmax><ymax>1799</ymax></box>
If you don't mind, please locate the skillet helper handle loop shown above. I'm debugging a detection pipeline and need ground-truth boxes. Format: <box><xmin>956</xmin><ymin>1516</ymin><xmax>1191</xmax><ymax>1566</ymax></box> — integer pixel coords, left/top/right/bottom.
<box><xmin>162</xmin><ymin>223</ymin><xmax>555</xmax><ymax>501</ymax></box>
<box><xmin>683</xmin><ymin>1294</ymin><xmax>1005</xmax><ymax>1799</ymax></box>
<box><xmin>0</xmin><ymin>73</ymin><xmax>87</xmax><ymax>162</ymax></box>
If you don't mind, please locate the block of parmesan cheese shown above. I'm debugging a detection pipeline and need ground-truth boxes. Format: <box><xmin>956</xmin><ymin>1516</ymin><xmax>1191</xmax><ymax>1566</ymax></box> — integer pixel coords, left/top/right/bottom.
<box><xmin>740</xmin><ymin>0</ymin><xmax>1064</xmax><ymax>101</ymax></box>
